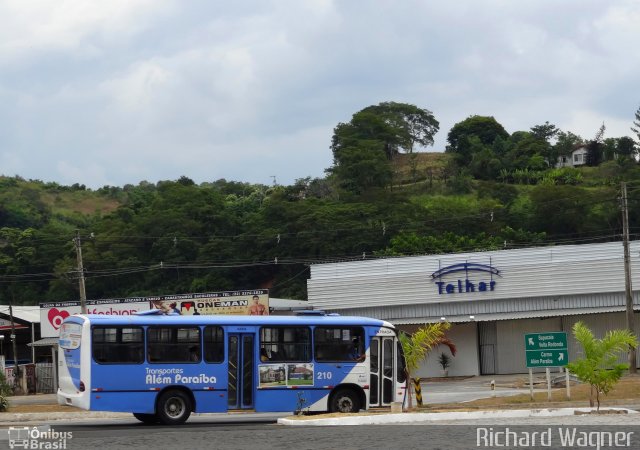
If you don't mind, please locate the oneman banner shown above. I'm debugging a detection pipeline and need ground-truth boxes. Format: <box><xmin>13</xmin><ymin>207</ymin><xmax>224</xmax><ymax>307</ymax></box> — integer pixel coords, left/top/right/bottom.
<box><xmin>148</xmin><ymin>290</ymin><xmax>269</xmax><ymax>316</ymax></box>
<box><xmin>40</xmin><ymin>289</ymin><xmax>269</xmax><ymax>338</ymax></box>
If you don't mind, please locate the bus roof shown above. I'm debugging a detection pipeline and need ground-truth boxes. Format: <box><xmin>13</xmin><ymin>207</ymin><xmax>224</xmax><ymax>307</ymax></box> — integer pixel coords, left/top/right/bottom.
<box><xmin>68</xmin><ymin>313</ymin><xmax>394</xmax><ymax>328</ymax></box>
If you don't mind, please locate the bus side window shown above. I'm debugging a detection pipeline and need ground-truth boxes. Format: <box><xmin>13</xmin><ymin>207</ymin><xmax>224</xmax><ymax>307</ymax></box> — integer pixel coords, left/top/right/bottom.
<box><xmin>204</xmin><ymin>326</ymin><xmax>224</xmax><ymax>363</ymax></box>
<box><xmin>92</xmin><ymin>326</ymin><xmax>144</xmax><ymax>364</ymax></box>
<box><xmin>260</xmin><ymin>327</ymin><xmax>311</xmax><ymax>362</ymax></box>
<box><xmin>314</xmin><ymin>326</ymin><xmax>365</xmax><ymax>362</ymax></box>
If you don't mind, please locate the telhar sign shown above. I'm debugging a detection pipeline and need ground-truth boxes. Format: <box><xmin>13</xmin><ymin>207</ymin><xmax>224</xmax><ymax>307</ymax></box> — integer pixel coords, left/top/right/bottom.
<box><xmin>431</xmin><ymin>262</ymin><xmax>500</xmax><ymax>295</ymax></box>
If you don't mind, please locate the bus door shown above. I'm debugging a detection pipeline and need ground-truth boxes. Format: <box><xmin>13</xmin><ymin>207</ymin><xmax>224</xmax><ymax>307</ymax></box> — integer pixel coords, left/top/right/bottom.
<box><xmin>227</xmin><ymin>333</ymin><xmax>255</xmax><ymax>409</ymax></box>
<box><xmin>369</xmin><ymin>335</ymin><xmax>395</xmax><ymax>407</ymax></box>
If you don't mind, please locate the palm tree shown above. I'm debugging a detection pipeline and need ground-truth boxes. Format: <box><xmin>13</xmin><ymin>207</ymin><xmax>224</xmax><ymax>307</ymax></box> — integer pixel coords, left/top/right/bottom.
<box><xmin>399</xmin><ymin>322</ymin><xmax>457</xmax><ymax>409</ymax></box>
<box><xmin>567</xmin><ymin>321</ymin><xmax>638</xmax><ymax>411</ymax></box>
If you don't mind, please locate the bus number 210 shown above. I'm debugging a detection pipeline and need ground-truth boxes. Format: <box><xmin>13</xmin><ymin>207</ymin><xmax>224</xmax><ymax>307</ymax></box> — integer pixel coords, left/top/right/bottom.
<box><xmin>317</xmin><ymin>371</ymin><xmax>332</xmax><ymax>380</ymax></box>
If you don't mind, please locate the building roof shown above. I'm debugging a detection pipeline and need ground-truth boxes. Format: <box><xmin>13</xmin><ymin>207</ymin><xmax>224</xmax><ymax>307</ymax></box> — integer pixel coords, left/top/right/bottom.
<box><xmin>389</xmin><ymin>305</ymin><xmax>638</xmax><ymax>325</ymax></box>
<box><xmin>0</xmin><ymin>305</ymin><xmax>40</xmax><ymax>324</ymax></box>
<box><xmin>269</xmin><ymin>298</ymin><xmax>310</xmax><ymax>309</ymax></box>
<box><xmin>28</xmin><ymin>337</ymin><xmax>59</xmax><ymax>347</ymax></box>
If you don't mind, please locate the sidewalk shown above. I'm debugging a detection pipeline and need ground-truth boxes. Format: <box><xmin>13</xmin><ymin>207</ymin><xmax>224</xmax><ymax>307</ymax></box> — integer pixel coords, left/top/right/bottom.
<box><xmin>3</xmin><ymin>406</ymin><xmax>639</xmax><ymax>427</ymax></box>
<box><xmin>0</xmin><ymin>410</ymin><xmax>130</xmax><ymax>425</ymax></box>
<box><xmin>2</xmin><ymin>374</ymin><xmax>639</xmax><ymax>426</ymax></box>
<box><xmin>278</xmin><ymin>407</ymin><xmax>640</xmax><ymax>426</ymax></box>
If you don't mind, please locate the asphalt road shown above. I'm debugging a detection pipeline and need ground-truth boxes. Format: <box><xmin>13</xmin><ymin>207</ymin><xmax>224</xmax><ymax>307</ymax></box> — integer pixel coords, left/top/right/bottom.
<box><xmin>7</xmin><ymin>376</ymin><xmax>534</xmax><ymax>407</ymax></box>
<box><xmin>3</xmin><ymin>417</ymin><xmax>640</xmax><ymax>450</ymax></box>
<box><xmin>419</xmin><ymin>377</ymin><xmax>537</xmax><ymax>404</ymax></box>
<box><xmin>4</xmin><ymin>376</ymin><xmax>639</xmax><ymax>449</ymax></box>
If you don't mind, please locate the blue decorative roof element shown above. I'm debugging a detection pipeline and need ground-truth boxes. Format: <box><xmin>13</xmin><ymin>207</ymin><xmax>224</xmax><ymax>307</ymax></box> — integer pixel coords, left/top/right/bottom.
<box><xmin>431</xmin><ymin>262</ymin><xmax>500</xmax><ymax>279</ymax></box>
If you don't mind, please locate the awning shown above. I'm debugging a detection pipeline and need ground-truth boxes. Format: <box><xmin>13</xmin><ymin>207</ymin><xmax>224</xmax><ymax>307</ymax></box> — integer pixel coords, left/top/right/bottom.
<box><xmin>389</xmin><ymin>305</ymin><xmax>638</xmax><ymax>325</ymax></box>
<box><xmin>28</xmin><ymin>337</ymin><xmax>59</xmax><ymax>347</ymax></box>
<box><xmin>0</xmin><ymin>305</ymin><xmax>41</xmax><ymax>323</ymax></box>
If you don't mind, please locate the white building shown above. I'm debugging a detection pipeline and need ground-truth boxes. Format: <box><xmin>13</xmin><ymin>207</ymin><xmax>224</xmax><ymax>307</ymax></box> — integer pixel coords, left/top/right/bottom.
<box><xmin>556</xmin><ymin>145</ymin><xmax>588</xmax><ymax>168</ymax></box>
<box><xmin>307</xmin><ymin>241</ymin><xmax>640</xmax><ymax>377</ymax></box>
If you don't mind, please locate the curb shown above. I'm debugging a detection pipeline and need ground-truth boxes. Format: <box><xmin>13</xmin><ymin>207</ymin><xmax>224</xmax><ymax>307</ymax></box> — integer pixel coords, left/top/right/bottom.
<box><xmin>0</xmin><ymin>412</ymin><xmax>131</xmax><ymax>424</ymax></box>
<box><xmin>277</xmin><ymin>408</ymin><xmax>638</xmax><ymax>426</ymax></box>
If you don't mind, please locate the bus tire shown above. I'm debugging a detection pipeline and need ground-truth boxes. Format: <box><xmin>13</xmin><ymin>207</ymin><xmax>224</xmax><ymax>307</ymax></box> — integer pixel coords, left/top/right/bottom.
<box><xmin>156</xmin><ymin>390</ymin><xmax>192</xmax><ymax>425</ymax></box>
<box><xmin>133</xmin><ymin>413</ymin><xmax>158</xmax><ymax>425</ymax></box>
<box><xmin>329</xmin><ymin>388</ymin><xmax>361</xmax><ymax>413</ymax></box>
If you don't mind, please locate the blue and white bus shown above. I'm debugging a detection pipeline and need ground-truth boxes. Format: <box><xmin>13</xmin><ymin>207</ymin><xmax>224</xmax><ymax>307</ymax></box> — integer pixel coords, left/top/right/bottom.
<box><xmin>57</xmin><ymin>312</ymin><xmax>407</xmax><ymax>424</ymax></box>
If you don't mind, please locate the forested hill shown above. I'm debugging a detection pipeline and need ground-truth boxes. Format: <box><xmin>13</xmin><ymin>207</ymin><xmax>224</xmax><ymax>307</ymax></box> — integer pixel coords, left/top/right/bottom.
<box><xmin>2</xmin><ymin>103</ymin><xmax>640</xmax><ymax>304</ymax></box>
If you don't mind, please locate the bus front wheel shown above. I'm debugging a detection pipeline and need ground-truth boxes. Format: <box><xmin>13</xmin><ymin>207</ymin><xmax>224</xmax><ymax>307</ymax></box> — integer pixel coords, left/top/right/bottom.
<box><xmin>156</xmin><ymin>390</ymin><xmax>192</xmax><ymax>425</ymax></box>
<box><xmin>133</xmin><ymin>413</ymin><xmax>158</xmax><ymax>425</ymax></box>
<box><xmin>329</xmin><ymin>388</ymin><xmax>361</xmax><ymax>413</ymax></box>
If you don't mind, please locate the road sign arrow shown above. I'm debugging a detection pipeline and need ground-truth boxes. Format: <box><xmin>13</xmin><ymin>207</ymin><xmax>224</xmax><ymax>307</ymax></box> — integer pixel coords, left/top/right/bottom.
<box><xmin>558</xmin><ymin>353</ymin><xmax>564</xmax><ymax>361</ymax></box>
<box><xmin>528</xmin><ymin>337</ymin><xmax>534</xmax><ymax>346</ymax></box>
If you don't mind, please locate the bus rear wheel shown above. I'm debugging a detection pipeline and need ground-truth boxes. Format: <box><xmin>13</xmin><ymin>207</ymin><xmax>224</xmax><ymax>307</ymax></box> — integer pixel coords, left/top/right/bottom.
<box><xmin>156</xmin><ymin>390</ymin><xmax>192</xmax><ymax>425</ymax></box>
<box><xmin>133</xmin><ymin>413</ymin><xmax>158</xmax><ymax>425</ymax></box>
<box><xmin>330</xmin><ymin>388</ymin><xmax>361</xmax><ymax>413</ymax></box>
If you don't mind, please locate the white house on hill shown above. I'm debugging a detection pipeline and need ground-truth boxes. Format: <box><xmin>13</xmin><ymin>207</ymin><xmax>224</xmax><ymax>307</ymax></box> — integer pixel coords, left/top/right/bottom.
<box><xmin>556</xmin><ymin>145</ymin><xmax>588</xmax><ymax>168</ymax></box>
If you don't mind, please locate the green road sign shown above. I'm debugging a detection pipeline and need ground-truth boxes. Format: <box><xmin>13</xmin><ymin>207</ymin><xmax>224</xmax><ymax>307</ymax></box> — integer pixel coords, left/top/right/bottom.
<box><xmin>524</xmin><ymin>332</ymin><xmax>567</xmax><ymax>350</ymax></box>
<box><xmin>526</xmin><ymin>349</ymin><xmax>569</xmax><ymax>368</ymax></box>
<box><xmin>524</xmin><ymin>332</ymin><xmax>569</xmax><ymax>368</ymax></box>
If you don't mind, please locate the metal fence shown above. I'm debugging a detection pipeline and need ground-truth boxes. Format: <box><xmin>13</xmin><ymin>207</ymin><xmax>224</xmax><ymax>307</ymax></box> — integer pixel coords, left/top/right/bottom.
<box><xmin>35</xmin><ymin>363</ymin><xmax>55</xmax><ymax>393</ymax></box>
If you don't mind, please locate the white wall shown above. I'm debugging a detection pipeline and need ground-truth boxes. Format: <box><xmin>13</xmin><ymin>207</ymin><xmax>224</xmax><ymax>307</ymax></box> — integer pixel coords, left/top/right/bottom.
<box><xmin>562</xmin><ymin>312</ymin><xmax>640</xmax><ymax>367</ymax></box>
<box><xmin>400</xmin><ymin>322</ymin><xmax>479</xmax><ymax>378</ymax></box>
<box><xmin>309</xmin><ymin>241</ymin><xmax>640</xmax><ymax>311</ymax></box>
<box><xmin>495</xmin><ymin>317</ymin><xmax>562</xmax><ymax>374</ymax></box>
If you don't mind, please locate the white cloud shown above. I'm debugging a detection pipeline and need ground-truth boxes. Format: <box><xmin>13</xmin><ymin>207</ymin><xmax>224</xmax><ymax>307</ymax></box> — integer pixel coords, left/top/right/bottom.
<box><xmin>1</xmin><ymin>0</ymin><xmax>639</xmax><ymax>188</ymax></box>
<box><xmin>0</xmin><ymin>0</ymin><xmax>174</xmax><ymax>64</ymax></box>
<box><xmin>56</xmin><ymin>160</ymin><xmax>110</xmax><ymax>187</ymax></box>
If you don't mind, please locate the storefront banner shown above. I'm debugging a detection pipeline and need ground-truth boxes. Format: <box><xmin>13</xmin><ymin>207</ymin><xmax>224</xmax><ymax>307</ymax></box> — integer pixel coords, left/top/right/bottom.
<box><xmin>39</xmin><ymin>299</ymin><xmax>149</xmax><ymax>338</ymax></box>
<box><xmin>148</xmin><ymin>290</ymin><xmax>269</xmax><ymax>316</ymax></box>
<box><xmin>40</xmin><ymin>289</ymin><xmax>269</xmax><ymax>338</ymax></box>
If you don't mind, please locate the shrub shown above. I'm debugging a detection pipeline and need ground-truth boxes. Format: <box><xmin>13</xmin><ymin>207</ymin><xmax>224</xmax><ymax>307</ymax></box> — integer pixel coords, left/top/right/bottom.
<box><xmin>0</xmin><ymin>371</ymin><xmax>11</xmax><ymax>411</ymax></box>
<box><xmin>567</xmin><ymin>321</ymin><xmax>638</xmax><ymax>411</ymax></box>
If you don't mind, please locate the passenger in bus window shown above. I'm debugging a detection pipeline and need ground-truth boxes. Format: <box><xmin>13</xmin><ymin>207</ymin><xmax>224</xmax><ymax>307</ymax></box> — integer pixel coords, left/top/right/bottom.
<box><xmin>189</xmin><ymin>346</ymin><xmax>200</xmax><ymax>362</ymax></box>
<box><xmin>260</xmin><ymin>348</ymin><xmax>270</xmax><ymax>362</ymax></box>
<box><xmin>349</xmin><ymin>337</ymin><xmax>365</xmax><ymax>362</ymax></box>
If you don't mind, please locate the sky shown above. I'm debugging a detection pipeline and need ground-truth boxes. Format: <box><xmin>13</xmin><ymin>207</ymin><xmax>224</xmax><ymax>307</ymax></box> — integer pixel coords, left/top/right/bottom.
<box><xmin>1</xmin><ymin>0</ymin><xmax>639</xmax><ymax>189</ymax></box>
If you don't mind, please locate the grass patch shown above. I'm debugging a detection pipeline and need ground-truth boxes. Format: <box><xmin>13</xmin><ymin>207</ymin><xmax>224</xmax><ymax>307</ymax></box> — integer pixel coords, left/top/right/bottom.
<box><xmin>391</xmin><ymin>152</ymin><xmax>450</xmax><ymax>185</ymax></box>
<box><xmin>419</xmin><ymin>376</ymin><xmax>640</xmax><ymax>412</ymax></box>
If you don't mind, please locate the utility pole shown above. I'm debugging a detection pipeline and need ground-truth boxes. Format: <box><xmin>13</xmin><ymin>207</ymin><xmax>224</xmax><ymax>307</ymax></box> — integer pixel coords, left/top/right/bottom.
<box><xmin>621</xmin><ymin>181</ymin><xmax>637</xmax><ymax>373</ymax></box>
<box><xmin>74</xmin><ymin>230</ymin><xmax>87</xmax><ymax>313</ymax></box>
<box><xmin>9</xmin><ymin>301</ymin><xmax>22</xmax><ymax>393</ymax></box>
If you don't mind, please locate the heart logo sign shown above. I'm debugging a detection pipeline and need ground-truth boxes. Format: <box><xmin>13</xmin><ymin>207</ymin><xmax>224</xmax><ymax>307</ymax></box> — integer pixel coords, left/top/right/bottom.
<box><xmin>48</xmin><ymin>308</ymin><xmax>70</xmax><ymax>330</ymax></box>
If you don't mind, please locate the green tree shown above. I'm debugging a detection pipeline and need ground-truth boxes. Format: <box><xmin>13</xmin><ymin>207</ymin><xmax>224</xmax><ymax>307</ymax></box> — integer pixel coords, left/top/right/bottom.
<box><xmin>616</xmin><ymin>136</ymin><xmax>638</xmax><ymax>159</ymax></box>
<box><xmin>467</xmin><ymin>139</ymin><xmax>503</xmax><ymax>180</ymax></box>
<box><xmin>602</xmin><ymin>138</ymin><xmax>618</xmax><ymax>162</ymax></box>
<box><xmin>586</xmin><ymin>123</ymin><xmax>606</xmax><ymax>167</ymax></box>
<box><xmin>529</xmin><ymin>185</ymin><xmax>611</xmax><ymax>235</ymax></box>
<box><xmin>330</xmin><ymin>143</ymin><xmax>392</xmax><ymax>194</ymax></box>
<box><xmin>331</xmin><ymin>101</ymin><xmax>439</xmax><ymax>161</ymax></box>
<box><xmin>399</xmin><ymin>322</ymin><xmax>456</xmax><ymax>408</ymax></box>
<box><xmin>329</xmin><ymin>102</ymin><xmax>439</xmax><ymax>193</ymax></box>
<box><xmin>567</xmin><ymin>321</ymin><xmax>637</xmax><ymax>411</ymax></box>
<box><xmin>502</xmin><ymin>131</ymin><xmax>549</xmax><ymax>173</ymax></box>
<box><xmin>446</xmin><ymin>116</ymin><xmax>509</xmax><ymax>166</ymax></box>
<box><xmin>530</xmin><ymin>121</ymin><xmax>559</xmax><ymax>142</ymax></box>
<box><xmin>631</xmin><ymin>105</ymin><xmax>640</xmax><ymax>144</ymax></box>
<box><xmin>0</xmin><ymin>370</ymin><xmax>11</xmax><ymax>410</ymax></box>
